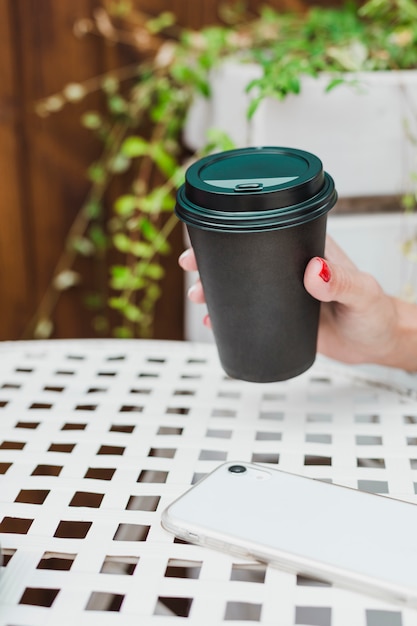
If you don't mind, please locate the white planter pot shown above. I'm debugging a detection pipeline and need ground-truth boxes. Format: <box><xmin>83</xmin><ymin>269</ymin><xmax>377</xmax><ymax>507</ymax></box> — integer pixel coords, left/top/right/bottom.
<box><xmin>184</xmin><ymin>61</ymin><xmax>417</xmax><ymax>198</ymax></box>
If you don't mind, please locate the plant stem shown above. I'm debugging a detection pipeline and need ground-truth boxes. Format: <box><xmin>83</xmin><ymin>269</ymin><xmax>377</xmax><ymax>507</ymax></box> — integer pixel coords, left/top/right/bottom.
<box><xmin>22</xmin><ymin>119</ymin><xmax>130</xmax><ymax>339</ymax></box>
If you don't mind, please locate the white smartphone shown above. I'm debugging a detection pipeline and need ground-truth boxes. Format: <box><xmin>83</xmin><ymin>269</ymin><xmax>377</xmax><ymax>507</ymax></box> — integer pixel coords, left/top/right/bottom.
<box><xmin>161</xmin><ymin>462</ymin><xmax>417</xmax><ymax>609</ymax></box>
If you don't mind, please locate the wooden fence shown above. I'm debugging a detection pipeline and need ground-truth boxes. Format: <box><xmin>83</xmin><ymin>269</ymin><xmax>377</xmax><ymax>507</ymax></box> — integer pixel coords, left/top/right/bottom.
<box><xmin>0</xmin><ymin>0</ymin><xmax>342</xmax><ymax>342</ymax></box>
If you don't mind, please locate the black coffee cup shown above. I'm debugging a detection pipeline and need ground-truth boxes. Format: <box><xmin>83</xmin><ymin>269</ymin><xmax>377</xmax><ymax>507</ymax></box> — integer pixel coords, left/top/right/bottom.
<box><xmin>175</xmin><ymin>147</ymin><xmax>337</xmax><ymax>382</ymax></box>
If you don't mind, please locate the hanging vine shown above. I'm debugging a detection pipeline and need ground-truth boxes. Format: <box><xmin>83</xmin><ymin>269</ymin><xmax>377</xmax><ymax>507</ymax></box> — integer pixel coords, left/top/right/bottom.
<box><xmin>31</xmin><ymin>0</ymin><xmax>417</xmax><ymax>338</ymax></box>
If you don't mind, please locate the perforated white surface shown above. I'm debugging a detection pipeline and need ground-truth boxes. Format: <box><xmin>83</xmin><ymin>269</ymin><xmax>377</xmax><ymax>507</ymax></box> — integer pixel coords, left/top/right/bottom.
<box><xmin>0</xmin><ymin>339</ymin><xmax>417</xmax><ymax>626</ymax></box>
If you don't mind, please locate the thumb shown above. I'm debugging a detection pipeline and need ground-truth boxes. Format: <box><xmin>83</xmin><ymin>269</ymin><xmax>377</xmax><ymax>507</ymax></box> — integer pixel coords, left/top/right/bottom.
<box><xmin>304</xmin><ymin>256</ymin><xmax>380</xmax><ymax>310</ymax></box>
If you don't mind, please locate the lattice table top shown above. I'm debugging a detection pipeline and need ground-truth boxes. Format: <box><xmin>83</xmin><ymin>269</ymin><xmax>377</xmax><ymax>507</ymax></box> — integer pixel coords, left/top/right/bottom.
<box><xmin>1</xmin><ymin>339</ymin><xmax>417</xmax><ymax>626</ymax></box>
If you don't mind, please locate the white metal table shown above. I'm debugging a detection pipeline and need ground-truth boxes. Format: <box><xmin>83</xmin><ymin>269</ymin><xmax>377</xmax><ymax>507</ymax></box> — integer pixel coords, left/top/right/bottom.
<box><xmin>0</xmin><ymin>339</ymin><xmax>417</xmax><ymax>626</ymax></box>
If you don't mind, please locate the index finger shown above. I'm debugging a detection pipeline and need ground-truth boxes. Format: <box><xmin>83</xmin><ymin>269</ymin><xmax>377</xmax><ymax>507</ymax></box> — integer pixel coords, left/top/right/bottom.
<box><xmin>178</xmin><ymin>248</ymin><xmax>198</xmax><ymax>272</ymax></box>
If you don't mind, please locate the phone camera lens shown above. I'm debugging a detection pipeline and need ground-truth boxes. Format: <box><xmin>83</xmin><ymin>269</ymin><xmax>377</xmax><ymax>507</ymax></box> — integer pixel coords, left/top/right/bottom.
<box><xmin>228</xmin><ymin>464</ymin><xmax>247</xmax><ymax>474</ymax></box>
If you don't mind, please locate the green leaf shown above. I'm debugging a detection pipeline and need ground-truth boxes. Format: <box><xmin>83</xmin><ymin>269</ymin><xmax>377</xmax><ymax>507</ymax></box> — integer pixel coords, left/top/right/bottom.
<box><xmin>204</xmin><ymin>128</ymin><xmax>236</xmax><ymax>152</ymax></box>
<box><xmin>150</xmin><ymin>143</ymin><xmax>177</xmax><ymax>177</ymax></box>
<box><xmin>113</xmin><ymin>233</ymin><xmax>131</xmax><ymax>253</ymax></box>
<box><xmin>83</xmin><ymin>199</ymin><xmax>102</xmax><ymax>219</ymax></box>
<box><xmin>109</xmin><ymin>153</ymin><xmax>131</xmax><ymax>174</ymax></box>
<box><xmin>109</xmin><ymin>296</ymin><xmax>128</xmax><ymax>311</ymax></box>
<box><xmin>144</xmin><ymin>263</ymin><xmax>165</xmax><ymax>279</ymax></box>
<box><xmin>114</xmin><ymin>194</ymin><xmax>138</xmax><ymax>217</ymax></box>
<box><xmin>153</xmin><ymin>233</ymin><xmax>171</xmax><ymax>255</ymax></box>
<box><xmin>146</xmin><ymin>11</ymin><xmax>175</xmax><ymax>34</ymax></box>
<box><xmin>141</xmin><ymin>296</ymin><xmax>156</xmax><ymax>313</ymax></box>
<box><xmin>88</xmin><ymin>224</ymin><xmax>108</xmax><ymax>251</ymax></box>
<box><xmin>140</xmin><ymin>219</ymin><xmax>160</xmax><ymax>241</ymax></box>
<box><xmin>172</xmin><ymin>61</ymin><xmax>210</xmax><ymax>96</ymax></box>
<box><xmin>111</xmin><ymin>265</ymin><xmax>130</xmax><ymax>279</ymax></box>
<box><xmin>171</xmin><ymin>166</ymin><xmax>186</xmax><ymax>189</ymax></box>
<box><xmin>170</xmin><ymin>63</ymin><xmax>194</xmax><ymax>84</ymax></box>
<box><xmin>81</xmin><ymin>111</ymin><xmax>102</xmax><ymax>130</ymax></box>
<box><xmin>146</xmin><ymin>283</ymin><xmax>162</xmax><ymax>301</ymax></box>
<box><xmin>130</xmin><ymin>241</ymin><xmax>154</xmax><ymax>258</ymax></box>
<box><xmin>87</xmin><ymin>163</ymin><xmax>106</xmax><ymax>184</ymax></box>
<box><xmin>84</xmin><ymin>292</ymin><xmax>105</xmax><ymax>310</ymax></box>
<box><xmin>110</xmin><ymin>265</ymin><xmax>146</xmax><ymax>290</ymax></box>
<box><xmin>108</xmin><ymin>94</ymin><xmax>128</xmax><ymax>114</ymax></box>
<box><xmin>114</xmin><ymin>233</ymin><xmax>155</xmax><ymax>257</ymax></box>
<box><xmin>71</xmin><ymin>236</ymin><xmax>95</xmax><ymax>257</ymax></box>
<box><xmin>325</xmin><ymin>77</ymin><xmax>346</xmax><ymax>92</ymax></box>
<box><xmin>138</xmin><ymin>187</ymin><xmax>175</xmax><ymax>214</ymax></box>
<box><xmin>402</xmin><ymin>193</ymin><xmax>416</xmax><ymax>212</ymax></box>
<box><xmin>113</xmin><ymin>326</ymin><xmax>134</xmax><ymax>338</ymax></box>
<box><xmin>101</xmin><ymin>75</ymin><xmax>119</xmax><ymax>94</ymax></box>
<box><xmin>92</xmin><ymin>315</ymin><xmax>109</xmax><ymax>334</ymax></box>
<box><xmin>247</xmin><ymin>96</ymin><xmax>263</xmax><ymax>119</ymax></box>
<box><xmin>124</xmin><ymin>303</ymin><xmax>143</xmax><ymax>322</ymax></box>
<box><xmin>121</xmin><ymin>136</ymin><xmax>149</xmax><ymax>158</ymax></box>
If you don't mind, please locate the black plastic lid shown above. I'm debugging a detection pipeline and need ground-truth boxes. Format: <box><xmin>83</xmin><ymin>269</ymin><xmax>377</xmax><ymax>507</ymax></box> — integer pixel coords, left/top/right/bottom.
<box><xmin>176</xmin><ymin>146</ymin><xmax>337</xmax><ymax>232</ymax></box>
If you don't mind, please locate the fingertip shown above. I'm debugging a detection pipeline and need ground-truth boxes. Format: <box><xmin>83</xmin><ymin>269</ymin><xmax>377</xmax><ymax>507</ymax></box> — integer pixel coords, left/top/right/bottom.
<box><xmin>203</xmin><ymin>314</ymin><xmax>212</xmax><ymax>329</ymax></box>
<box><xmin>187</xmin><ymin>280</ymin><xmax>205</xmax><ymax>303</ymax></box>
<box><xmin>178</xmin><ymin>248</ymin><xmax>198</xmax><ymax>271</ymax></box>
<box><xmin>178</xmin><ymin>249</ymin><xmax>191</xmax><ymax>269</ymax></box>
<box><xmin>187</xmin><ymin>284</ymin><xmax>198</xmax><ymax>301</ymax></box>
<box><xmin>304</xmin><ymin>257</ymin><xmax>333</xmax><ymax>302</ymax></box>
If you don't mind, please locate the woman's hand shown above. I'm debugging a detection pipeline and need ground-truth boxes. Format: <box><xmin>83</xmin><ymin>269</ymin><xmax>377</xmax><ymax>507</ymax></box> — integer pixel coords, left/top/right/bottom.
<box><xmin>303</xmin><ymin>237</ymin><xmax>401</xmax><ymax>366</ymax></box>
<box><xmin>179</xmin><ymin>237</ymin><xmax>417</xmax><ymax>371</ymax></box>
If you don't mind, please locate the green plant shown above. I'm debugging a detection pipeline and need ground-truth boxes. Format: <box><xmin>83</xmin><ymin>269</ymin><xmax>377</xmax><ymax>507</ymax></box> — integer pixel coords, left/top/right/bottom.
<box><xmin>244</xmin><ymin>0</ymin><xmax>417</xmax><ymax>114</ymax></box>
<box><xmin>34</xmin><ymin>3</ymin><xmax>236</xmax><ymax>339</ymax></box>
<box><xmin>33</xmin><ymin>0</ymin><xmax>417</xmax><ymax>339</ymax></box>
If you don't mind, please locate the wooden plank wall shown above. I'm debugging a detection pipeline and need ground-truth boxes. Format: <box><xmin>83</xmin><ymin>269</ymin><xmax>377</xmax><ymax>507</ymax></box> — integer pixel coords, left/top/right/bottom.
<box><xmin>0</xmin><ymin>0</ymin><xmax>339</xmax><ymax>342</ymax></box>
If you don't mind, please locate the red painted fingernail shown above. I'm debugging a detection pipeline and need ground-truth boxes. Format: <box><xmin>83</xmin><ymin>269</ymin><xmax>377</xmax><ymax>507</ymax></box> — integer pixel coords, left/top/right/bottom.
<box><xmin>203</xmin><ymin>314</ymin><xmax>211</xmax><ymax>328</ymax></box>
<box><xmin>318</xmin><ymin>258</ymin><xmax>331</xmax><ymax>283</ymax></box>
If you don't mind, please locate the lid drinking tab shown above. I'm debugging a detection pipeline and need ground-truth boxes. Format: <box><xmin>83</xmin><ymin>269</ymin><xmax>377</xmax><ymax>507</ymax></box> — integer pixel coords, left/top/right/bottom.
<box><xmin>234</xmin><ymin>182</ymin><xmax>264</xmax><ymax>192</ymax></box>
